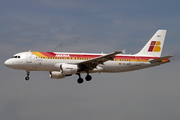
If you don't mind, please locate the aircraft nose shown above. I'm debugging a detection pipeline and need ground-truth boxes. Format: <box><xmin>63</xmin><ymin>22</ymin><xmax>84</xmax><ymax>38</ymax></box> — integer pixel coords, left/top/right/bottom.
<box><xmin>4</xmin><ymin>59</ymin><xmax>12</xmax><ymax>67</ymax></box>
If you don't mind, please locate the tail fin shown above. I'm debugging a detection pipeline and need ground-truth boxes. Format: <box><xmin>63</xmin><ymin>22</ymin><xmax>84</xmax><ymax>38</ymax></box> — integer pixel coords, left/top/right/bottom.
<box><xmin>136</xmin><ymin>30</ymin><xmax>167</xmax><ymax>57</ymax></box>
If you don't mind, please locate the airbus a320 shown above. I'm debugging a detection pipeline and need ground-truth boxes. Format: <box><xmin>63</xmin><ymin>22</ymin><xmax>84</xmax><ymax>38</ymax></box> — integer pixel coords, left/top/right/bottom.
<box><xmin>4</xmin><ymin>30</ymin><xmax>173</xmax><ymax>84</ymax></box>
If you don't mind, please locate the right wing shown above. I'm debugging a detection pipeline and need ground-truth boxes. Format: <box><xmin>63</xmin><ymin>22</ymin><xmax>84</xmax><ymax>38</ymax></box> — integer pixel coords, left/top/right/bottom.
<box><xmin>77</xmin><ymin>50</ymin><xmax>125</xmax><ymax>71</ymax></box>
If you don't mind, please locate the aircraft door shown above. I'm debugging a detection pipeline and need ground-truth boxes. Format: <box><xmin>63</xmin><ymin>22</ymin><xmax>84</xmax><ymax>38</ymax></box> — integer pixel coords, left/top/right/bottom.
<box><xmin>26</xmin><ymin>52</ymin><xmax>32</xmax><ymax>63</ymax></box>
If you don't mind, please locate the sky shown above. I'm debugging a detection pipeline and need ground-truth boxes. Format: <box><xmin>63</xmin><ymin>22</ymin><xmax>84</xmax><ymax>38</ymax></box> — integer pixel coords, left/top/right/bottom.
<box><xmin>0</xmin><ymin>0</ymin><xmax>180</xmax><ymax>120</ymax></box>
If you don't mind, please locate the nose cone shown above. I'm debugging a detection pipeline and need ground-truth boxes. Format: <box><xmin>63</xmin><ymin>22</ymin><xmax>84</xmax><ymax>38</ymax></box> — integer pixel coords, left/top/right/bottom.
<box><xmin>4</xmin><ymin>59</ymin><xmax>12</xmax><ymax>68</ymax></box>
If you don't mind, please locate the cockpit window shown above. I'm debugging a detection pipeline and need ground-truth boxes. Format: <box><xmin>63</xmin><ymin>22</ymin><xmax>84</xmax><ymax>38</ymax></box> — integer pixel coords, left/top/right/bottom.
<box><xmin>12</xmin><ymin>56</ymin><xmax>21</xmax><ymax>58</ymax></box>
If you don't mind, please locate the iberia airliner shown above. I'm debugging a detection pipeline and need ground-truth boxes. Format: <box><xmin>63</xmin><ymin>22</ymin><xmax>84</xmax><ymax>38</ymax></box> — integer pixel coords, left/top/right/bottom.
<box><xmin>4</xmin><ymin>30</ymin><xmax>173</xmax><ymax>84</ymax></box>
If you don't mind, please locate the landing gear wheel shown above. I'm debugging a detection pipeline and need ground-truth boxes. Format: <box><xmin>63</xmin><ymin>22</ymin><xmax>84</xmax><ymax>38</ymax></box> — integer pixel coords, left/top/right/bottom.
<box><xmin>77</xmin><ymin>78</ymin><xmax>84</xmax><ymax>84</ymax></box>
<box><xmin>25</xmin><ymin>77</ymin><xmax>29</xmax><ymax>81</ymax></box>
<box><xmin>25</xmin><ymin>71</ymin><xmax>30</xmax><ymax>81</ymax></box>
<box><xmin>85</xmin><ymin>75</ymin><xmax>92</xmax><ymax>81</ymax></box>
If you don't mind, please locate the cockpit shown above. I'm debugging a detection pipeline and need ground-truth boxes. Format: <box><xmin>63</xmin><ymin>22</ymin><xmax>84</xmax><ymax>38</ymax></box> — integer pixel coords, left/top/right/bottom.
<box><xmin>5</xmin><ymin>52</ymin><xmax>27</xmax><ymax>69</ymax></box>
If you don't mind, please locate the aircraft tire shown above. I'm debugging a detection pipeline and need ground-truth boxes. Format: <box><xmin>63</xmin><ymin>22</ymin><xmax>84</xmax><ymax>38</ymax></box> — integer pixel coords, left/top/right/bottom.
<box><xmin>85</xmin><ymin>75</ymin><xmax>92</xmax><ymax>81</ymax></box>
<box><xmin>77</xmin><ymin>78</ymin><xmax>83</xmax><ymax>84</ymax></box>
<box><xmin>25</xmin><ymin>77</ymin><xmax>29</xmax><ymax>81</ymax></box>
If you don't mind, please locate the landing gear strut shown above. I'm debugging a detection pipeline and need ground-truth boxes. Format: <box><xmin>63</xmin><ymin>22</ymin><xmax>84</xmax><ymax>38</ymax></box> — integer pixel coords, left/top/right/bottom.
<box><xmin>25</xmin><ymin>71</ymin><xmax>30</xmax><ymax>81</ymax></box>
<box><xmin>77</xmin><ymin>73</ymin><xmax>83</xmax><ymax>84</ymax></box>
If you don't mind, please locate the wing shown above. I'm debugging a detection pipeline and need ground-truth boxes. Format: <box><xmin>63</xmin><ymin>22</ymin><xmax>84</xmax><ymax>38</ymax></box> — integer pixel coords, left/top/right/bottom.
<box><xmin>77</xmin><ymin>50</ymin><xmax>125</xmax><ymax>72</ymax></box>
<box><xmin>149</xmin><ymin>55</ymin><xmax>173</xmax><ymax>63</ymax></box>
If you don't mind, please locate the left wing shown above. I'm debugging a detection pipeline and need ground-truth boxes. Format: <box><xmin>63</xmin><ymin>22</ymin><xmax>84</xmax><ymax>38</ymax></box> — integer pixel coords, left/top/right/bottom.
<box><xmin>77</xmin><ymin>50</ymin><xmax>125</xmax><ymax>71</ymax></box>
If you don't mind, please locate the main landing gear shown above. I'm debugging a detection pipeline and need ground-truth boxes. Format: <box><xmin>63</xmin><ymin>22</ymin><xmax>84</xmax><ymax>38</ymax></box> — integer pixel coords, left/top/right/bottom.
<box><xmin>25</xmin><ymin>71</ymin><xmax>30</xmax><ymax>81</ymax></box>
<box><xmin>85</xmin><ymin>74</ymin><xmax>92</xmax><ymax>81</ymax></box>
<box><xmin>77</xmin><ymin>73</ymin><xmax>92</xmax><ymax>84</ymax></box>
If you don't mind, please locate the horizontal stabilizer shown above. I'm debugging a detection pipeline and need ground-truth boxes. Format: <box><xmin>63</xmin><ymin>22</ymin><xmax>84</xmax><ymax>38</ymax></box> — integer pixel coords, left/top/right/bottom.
<box><xmin>149</xmin><ymin>55</ymin><xmax>173</xmax><ymax>63</ymax></box>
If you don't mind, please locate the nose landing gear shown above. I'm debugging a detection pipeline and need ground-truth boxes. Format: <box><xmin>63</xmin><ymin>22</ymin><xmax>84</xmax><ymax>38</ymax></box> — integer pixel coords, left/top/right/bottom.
<box><xmin>25</xmin><ymin>71</ymin><xmax>30</xmax><ymax>81</ymax></box>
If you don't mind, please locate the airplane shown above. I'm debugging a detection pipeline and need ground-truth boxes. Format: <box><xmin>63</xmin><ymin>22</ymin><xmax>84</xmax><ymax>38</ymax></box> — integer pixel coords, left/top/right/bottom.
<box><xmin>4</xmin><ymin>30</ymin><xmax>173</xmax><ymax>84</ymax></box>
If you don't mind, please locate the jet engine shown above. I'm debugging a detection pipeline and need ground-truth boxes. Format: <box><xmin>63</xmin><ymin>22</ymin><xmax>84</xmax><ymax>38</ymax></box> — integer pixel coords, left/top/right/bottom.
<box><xmin>60</xmin><ymin>64</ymin><xmax>78</xmax><ymax>75</ymax></box>
<box><xmin>49</xmin><ymin>71</ymin><xmax>65</xmax><ymax>79</ymax></box>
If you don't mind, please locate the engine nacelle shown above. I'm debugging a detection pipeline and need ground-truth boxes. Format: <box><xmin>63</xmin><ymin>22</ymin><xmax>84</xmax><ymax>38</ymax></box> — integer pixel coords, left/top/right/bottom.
<box><xmin>49</xmin><ymin>71</ymin><xmax>65</xmax><ymax>79</ymax></box>
<box><xmin>61</xmin><ymin>64</ymin><xmax>78</xmax><ymax>75</ymax></box>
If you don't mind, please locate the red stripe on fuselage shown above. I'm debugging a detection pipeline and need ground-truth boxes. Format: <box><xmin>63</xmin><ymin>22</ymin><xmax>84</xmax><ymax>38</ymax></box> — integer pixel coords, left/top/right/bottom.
<box><xmin>40</xmin><ymin>52</ymin><xmax>56</xmax><ymax>57</ymax></box>
<box><xmin>37</xmin><ymin>52</ymin><xmax>159</xmax><ymax>60</ymax></box>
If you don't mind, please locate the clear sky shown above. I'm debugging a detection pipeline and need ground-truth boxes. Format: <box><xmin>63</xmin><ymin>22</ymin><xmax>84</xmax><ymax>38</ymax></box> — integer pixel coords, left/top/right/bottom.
<box><xmin>1</xmin><ymin>0</ymin><xmax>180</xmax><ymax>120</ymax></box>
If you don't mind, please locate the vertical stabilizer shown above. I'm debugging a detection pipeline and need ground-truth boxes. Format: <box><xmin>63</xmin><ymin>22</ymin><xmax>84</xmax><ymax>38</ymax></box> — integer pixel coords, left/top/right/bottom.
<box><xmin>136</xmin><ymin>30</ymin><xmax>167</xmax><ymax>57</ymax></box>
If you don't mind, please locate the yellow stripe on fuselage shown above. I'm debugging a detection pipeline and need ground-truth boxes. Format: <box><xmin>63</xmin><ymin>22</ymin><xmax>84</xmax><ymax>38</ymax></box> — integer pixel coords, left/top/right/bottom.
<box><xmin>130</xmin><ymin>59</ymin><xmax>149</xmax><ymax>62</ymax></box>
<box><xmin>31</xmin><ymin>52</ymin><xmax>47</xmax><ymax>57</ymax></box>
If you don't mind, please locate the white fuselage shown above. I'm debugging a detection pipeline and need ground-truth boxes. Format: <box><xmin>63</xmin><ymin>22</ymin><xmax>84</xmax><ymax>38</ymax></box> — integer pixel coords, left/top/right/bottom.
<box><xmin>4</xmin><ymin>51</ymin><xmax>163</xmax><ymax>73</ymax></box>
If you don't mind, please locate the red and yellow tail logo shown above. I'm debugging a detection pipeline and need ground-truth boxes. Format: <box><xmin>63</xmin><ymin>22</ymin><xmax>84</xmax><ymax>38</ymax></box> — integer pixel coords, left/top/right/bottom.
<box><xmin>148</xmin><ymin>41</ymin><xmax>161</xmax><ymax>52</ymax></box>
